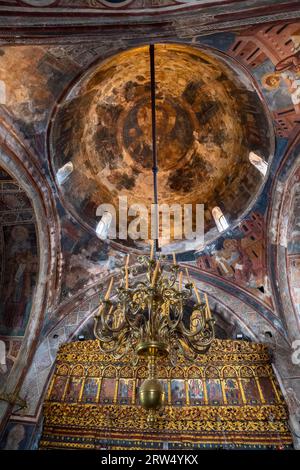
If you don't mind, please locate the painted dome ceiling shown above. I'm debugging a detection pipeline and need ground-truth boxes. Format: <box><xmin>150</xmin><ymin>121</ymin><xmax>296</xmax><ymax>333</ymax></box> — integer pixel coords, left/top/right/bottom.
<box><xmin>50</xmin><ymin>43</ymin><xmax>273</xmax><ymax>252</ymax></box>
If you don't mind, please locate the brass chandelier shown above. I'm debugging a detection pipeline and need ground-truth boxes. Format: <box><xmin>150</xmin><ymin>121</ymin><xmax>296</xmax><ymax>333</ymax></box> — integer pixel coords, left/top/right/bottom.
<box><xmin>94</xmin><ymin>45</ymin><xmax>215</xmax><ymax>424</ymax></box>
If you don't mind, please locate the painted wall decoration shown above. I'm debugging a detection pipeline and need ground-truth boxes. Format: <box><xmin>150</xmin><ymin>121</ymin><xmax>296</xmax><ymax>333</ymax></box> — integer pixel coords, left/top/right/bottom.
<box><xmin>2</xmin><ymin>1</ymin><xmax>249</xmax><ymax>14</ymax></box>
<box><xmin>285</xmin><ymin>170</ymin><xmax>300</xmax><ymax>320</ymax></box>
<box><xmin>40</xmin><ymin>339</ymin><xmax>291</xmax><ymax>450</ymax></box>
<box><xmin>0</xmin><ymin>168</ymin><xmax>38</xmax><ymax>337</ymax></box>
<box><xmin>226</xmin><ymin>23</ymin><xmax>300</xmax><ymax>138</ymax></box>
<box><xmin>0</xmin><ymin>421</ymin><xmax>35</xmax><ymax>450</ymax></box>
<box><xmin>1</xmin><ymin>18</ymin><xmax>300</xmax><ymax>449</ymax></box>
<box><xmin>0</xmin><ymin>338</ymin><xmax>22</xmax><ymax>389</ymax></box>
<box><xmin>60</xmin><ymin>234</ymin><xmax>124</xmax><ymax>297</ymax></box>
<box><xmin>195</xmin><ymin>211</ymin><xmax>271</xmax><ymax>303</ymax></box>
<box><xmin>49</xmin><ymin>43</ymin><xmax>272</xmax><ymax>251</ymax></box>
<box><xmin>0</xmin><ymin>224</ymin><xmax>38</xmax><ymax>336</ymax></box>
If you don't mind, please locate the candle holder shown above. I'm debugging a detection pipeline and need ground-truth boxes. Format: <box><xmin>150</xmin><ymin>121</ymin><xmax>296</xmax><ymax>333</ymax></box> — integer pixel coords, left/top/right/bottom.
<box><xmin>94</xmin><ymin>254</ymin><xmax>215</xmax><ymax>425</ymax></box>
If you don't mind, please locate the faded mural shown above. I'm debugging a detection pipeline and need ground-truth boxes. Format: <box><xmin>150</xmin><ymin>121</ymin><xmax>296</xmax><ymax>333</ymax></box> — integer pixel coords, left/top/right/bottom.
<box><xmin>50</xmin><ymin>43</ymin><xmax>271</xmax><ymax>249</ymax></box>
<box><xmin>0</xmin><ymin>168</ymin><xmax>38</xmax><ymax>338</ymax></box>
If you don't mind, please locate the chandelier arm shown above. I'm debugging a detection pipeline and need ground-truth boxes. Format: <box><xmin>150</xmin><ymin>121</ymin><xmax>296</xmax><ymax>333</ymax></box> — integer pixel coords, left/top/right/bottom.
<box><xmin>124</xmin><ymin>302</ymin><xmax>147</xmax><ymax>333</ymax></box>
<box><xmin>177</xmin><ymin>333</ymin><xmax>214</xmax><ymax>357</ymax></box>
<box><xmin>98</xmin><ymin>328</ymin><xmax>132</xmax><ymax>355</ymax></box>
<box><xmin>96</xmin><ymin>305</ymin><xmax>120</xmax><ymax>334</ymax></box>
<box><xmin>94</xmin><ymin>324</ymin><xmax>120</xmax><ymax>342</ymax></box>
<box><xmin>166</xmin><ymin>303</ymin><xmax>184</xmax><ymax>331</ymax></box>
<box><xmin>178</xmin><ymin>319</ymin><xmax>215</xmax><ymax>341</ymax></box>
<box><xmin>94</xmin><ymin>305</ymin><xmax>131</xmax><ymax>340</ymax></box>
<box><xmin>178</xmin><ymin>313</ymin><xmax>206</xmax><ymax>338</ymax></box>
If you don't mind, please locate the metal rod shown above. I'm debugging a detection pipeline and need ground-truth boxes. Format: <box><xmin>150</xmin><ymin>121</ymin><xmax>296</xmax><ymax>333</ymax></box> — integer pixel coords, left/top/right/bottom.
<box><xmin>150</xmin><ymin>44</ymin><xmax>159</xmax><ymax>256</ymax></box>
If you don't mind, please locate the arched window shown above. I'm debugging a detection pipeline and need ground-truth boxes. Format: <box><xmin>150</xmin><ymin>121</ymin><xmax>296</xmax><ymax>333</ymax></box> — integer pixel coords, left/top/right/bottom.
<box><xmin>0</xmin><ymin>340</ymin><xmax>7</xmax><ymax>373</ymax></box>
<box><xmin>56</xmin><ymin>162</ymin><xmax>74</xmax><ymax>185</ymax></box>
<box><xmin>249</xmin><ymin>152</ymin><xmax>268</xmax><ymax>176</ymax></box>
<box><xmin>96</xmin><ymin>211</ymin><xmax>113</xmax><ymax>240</ymax></box>
<box><xmin>212</xmin><ymin>206</ymin><xmax>229</xmax><ymax>232</ymax></box>
<box><xmin>0</xmin><ymin>80</ymin><xmax>6</xmax><ymax>104</ymax></box>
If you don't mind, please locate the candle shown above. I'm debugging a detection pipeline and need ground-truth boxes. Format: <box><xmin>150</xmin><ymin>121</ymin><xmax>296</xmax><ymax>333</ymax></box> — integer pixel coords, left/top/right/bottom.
<box><xmin>178</xmin><ymin>271</ymin><xmax>183</xmax><ymax>291</ymax></box>
<box><xmin>193</xmin><ymin>282</ymin><xmax>201</xmax><ymax>304</ymax></box>
<box><xmin>151</xmin><ymin>261</ymin><xmax>160</xmax><ymax>287</ymax></box>
<box><xmin>125</xmin><ymin>254</ymin><xmax>130</xmax><ymax>289</ymax></box>
<box><xmin>172</xmin><ymin>252</ymin><xmax>176</xmax><ymax>265</ymax></box>
<box><xmin>108</xmin><ymin>304</ymin><xmax>114</xmax><ymax>316</ymax></box>
<box><xmin>150</xmin><ymin>240</ymin><xmax>154</xmax><ymax>260</ymax></box>
<box><xmin>185</xmin><ymin>267</ymin><xmax>191</xmax><ymax>283</ymax></box>
<box><xmin>96</xmin><ymin>303</ymin><xmax>103</xmax><ymax>318</ymax></box>
<box><xmin>205</xmin><ymin>293</ymin><xmax>212</xmax><ymax>319</ymax></box>
<box><xmin>104</xmin><ymin>277</ymin><xmax>114</xmax><ymax>300</ymax></box>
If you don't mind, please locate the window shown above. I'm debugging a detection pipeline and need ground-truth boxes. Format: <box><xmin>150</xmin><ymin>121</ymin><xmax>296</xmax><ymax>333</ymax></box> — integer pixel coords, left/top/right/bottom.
<box><xmin>56</xmin><ymin>162</ymin><xmax>74</xmax><ymax>185</ymax></box>
<box><xmin>249</xmin><ymin>151</ymin><xmax>268</xmax><ymax>176</ymax></box>
<box><xmin>0</xmin><ymin>340</ymin><xmax>7</xmax><ymax>374</ymax></box>
<box><xmin>0</xmin><ymin>80</ymin><xmax>6</xmax><ymax>104</ymax></box>
<box><xmin>212</xmin><ymin>206</ymin><xmax>229</xmax><ymax>232</ymax></box>
<box><xmin>96</xmin><ymin>211</ymin><xmax>113</xmax><ymax>240</ymax></box>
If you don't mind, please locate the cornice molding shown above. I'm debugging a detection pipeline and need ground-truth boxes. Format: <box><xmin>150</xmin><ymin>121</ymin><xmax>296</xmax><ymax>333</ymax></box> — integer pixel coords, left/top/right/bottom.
<box><xmin>0</xmin><ymin>2</ymin><xmax>299</xmax><ymax>43</ymax></box>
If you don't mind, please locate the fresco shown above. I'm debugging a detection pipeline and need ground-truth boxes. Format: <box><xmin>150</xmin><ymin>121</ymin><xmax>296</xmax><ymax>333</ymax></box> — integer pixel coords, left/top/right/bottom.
<box><xmin>195</xmin><ymin>211</ymin><xmax>270</xmax><ymax>302</ymax></box>
<box><xmin>61</xmin><ymin>234</ymin><xmax>124</xmax><ymax>296</ymax></box>
<box><xmin>0</xmin><ymin>338</ymin><xmax>22</xmax><ymax>389</ymax></box>
<box><xmin>286</xmin><ymin>179</ymin><xmax>300</xmax><ymax>319</ymax></box>
<box><xmin>0</xmin><ymin>422</ymin><xmax>35</xmax><ymax>450</ymax></box>
<box><xmin>288</xmin><ymin>258</ymin><xmax>300</xmax><ymax>319</ymax></box>
<box><xmin>1</xmin><ymin>0</ymin><xmax>215</xmax><ymax>13</ymax></box>
<box><xmin>50</xmin><ymin>43</ymin><xmax>272</xmax><ymax>250</ymax></box>
<box><xmin>0</xmin><ymin>224</ymin><xmax>38</xmax><ymax>336</ymax></box>
<box><xmin>0</xmin><ymin>167</ymin><xmax>38</xmax><ymax>338</ymax></box>
<box><xmin>261</xmin><ymin>39</ymin><xmax>300</xmax><ymax>115</ymax></box>
<box><xmin>0</xmin><ymin>20</ymin><xmax>300</xmax><ymax>449</ymax></box>
<box><xmin>226</xmin><ymin>23</ymin><xmax>300</xmax><ymax>139</ymax></box>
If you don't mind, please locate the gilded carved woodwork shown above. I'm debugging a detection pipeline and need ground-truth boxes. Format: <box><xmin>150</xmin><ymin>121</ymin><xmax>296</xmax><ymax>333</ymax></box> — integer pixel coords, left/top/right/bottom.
<box><xmin>40</xmin><ymin>339</ymin><xmax>292</xmax><ymax>449</ymax></box>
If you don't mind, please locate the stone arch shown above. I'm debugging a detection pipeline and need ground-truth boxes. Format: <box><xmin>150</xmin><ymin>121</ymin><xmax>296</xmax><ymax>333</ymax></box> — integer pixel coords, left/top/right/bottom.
<box><xmin>268</xmin><ymin>136</ymin><xmax>300</xmax><ymax>342</ymax></box>
<box><xmin>0</xmin><ymin>113</ymin><xmax>60</xmax><ymax>430</ymax></box>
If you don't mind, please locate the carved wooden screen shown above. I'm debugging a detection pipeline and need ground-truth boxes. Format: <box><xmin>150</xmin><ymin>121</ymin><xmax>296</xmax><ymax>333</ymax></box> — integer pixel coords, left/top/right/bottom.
<box><xmin>40</xmin><ymin>339</ymin><xmax>292</xmax><ymax>450</ymax></box>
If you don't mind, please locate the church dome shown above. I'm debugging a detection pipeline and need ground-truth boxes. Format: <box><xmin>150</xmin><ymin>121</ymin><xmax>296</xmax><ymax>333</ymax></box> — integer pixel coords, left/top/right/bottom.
<box><xmin>49</xmin><ymin>43</ymin><xmax>274</xmax><ymax>252</ymax></box>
